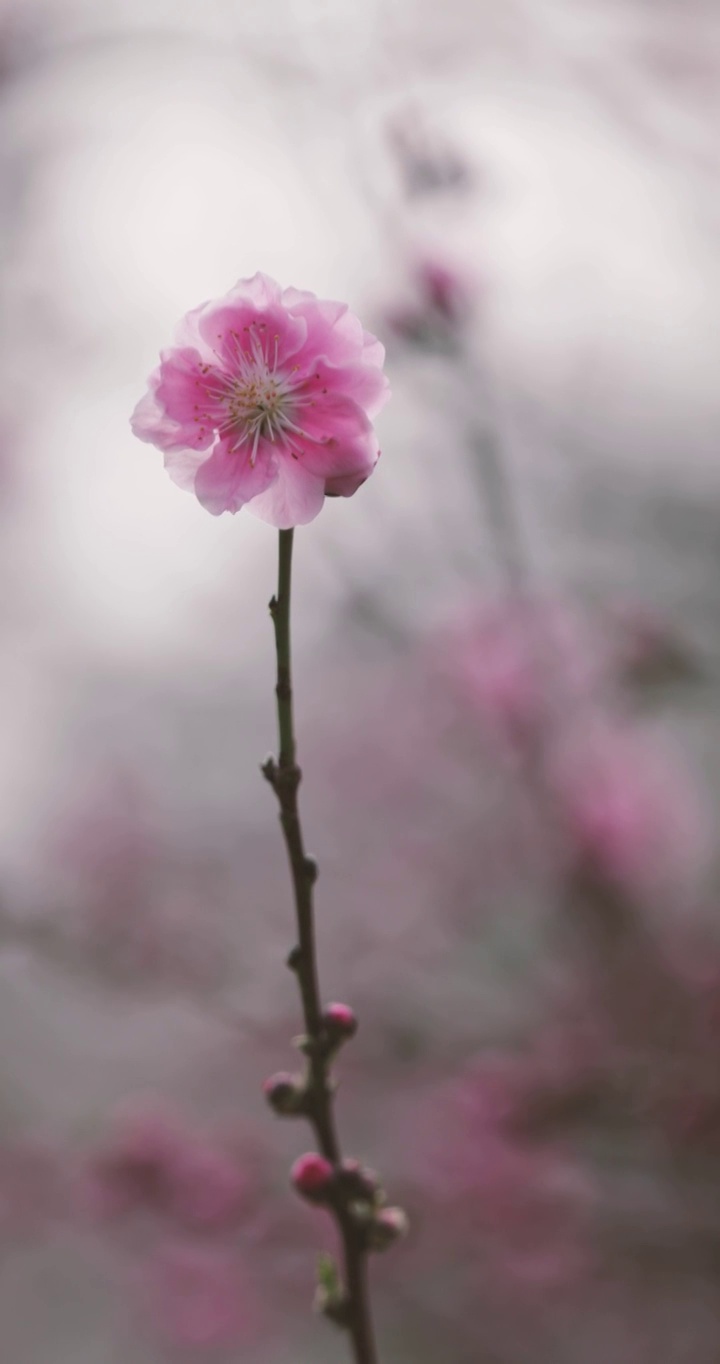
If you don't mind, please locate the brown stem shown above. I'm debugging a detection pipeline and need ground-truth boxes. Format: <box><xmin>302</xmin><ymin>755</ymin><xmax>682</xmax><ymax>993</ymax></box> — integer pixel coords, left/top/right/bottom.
<box><xmin>263</xmin><ymin>527</ymin><xmax>379</xmax><ymax>1364</ymax></box>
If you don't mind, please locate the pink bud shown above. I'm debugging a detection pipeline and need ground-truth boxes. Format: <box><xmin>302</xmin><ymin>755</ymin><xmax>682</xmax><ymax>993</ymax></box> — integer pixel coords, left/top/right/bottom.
<box><xmin>417</xmin><ymin>258</ymin><xmax>472</xmax><ymax>324</ymax></box>
<box><xmin>262</xmin><ymin>1072</ymin><xmax>306</xmax><ymax>1117</ymax></box>
<box><xmin>324</xmin><ymin>1002</ymin><xmax>358</xmax><ymax>1041</ymax></box>
<box><xmin>337</xmin><ymin>1158</ymin><xmax>380</xmax><ymax>1201</ymax></box>
<box><xmin>291</xmin><ymin>1153</ymin><xmax>335</xmax><ymax>1202</ymax></box>
<box><xmin>366</xmin><ymin>1205</ymin><xmax>409</xmax><ymax>1251</ymax></box>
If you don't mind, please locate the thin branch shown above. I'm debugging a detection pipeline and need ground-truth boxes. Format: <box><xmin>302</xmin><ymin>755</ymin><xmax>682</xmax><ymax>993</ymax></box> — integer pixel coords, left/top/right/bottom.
<box><xmin>263</xmin><ymin>527</ymin><xmax>379</xmax><ymax>1364</ymax></box>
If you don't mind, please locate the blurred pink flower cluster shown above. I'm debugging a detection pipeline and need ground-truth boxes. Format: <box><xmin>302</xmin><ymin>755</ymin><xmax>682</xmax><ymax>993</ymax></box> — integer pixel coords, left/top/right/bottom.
<box><xmin>437</xmin><ymin>592</ymin><xmax>708</xmax><ymax>904</ymax></box>
<box><xmin>82</xmin><ymin>1100</ymin><xmax>263</xmax><ymax>1351</ymax></box>
<box><xmin>550</xmin><ymin>718</ymin><xmax>707</xmax><ymax>901</ymax></box>
<box><xmin>385</xmin><ymin>256</ymin><xmax>477</xmax><ymax>347</ymax></box>
<box><xmin>411</xmin><ymin>1059</ymin><xmax>596</xmax><ymax>1292</ymax></box>
<box><xmin>10</xmin><ymin>579</ymin><xmax>719</xmax><ymax>1362</ymax></box>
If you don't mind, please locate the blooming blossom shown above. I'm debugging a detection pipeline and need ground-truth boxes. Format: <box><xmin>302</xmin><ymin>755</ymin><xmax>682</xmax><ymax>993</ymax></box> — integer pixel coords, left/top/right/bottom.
<box><xmin>140</xmin><ymin>1242</ymin><xmax>255</xmax><ymax>1351</ymax></box>
<box><xmin>407</xmin><ymin>1069</ymin><xmax>594</xmax><ymax>1299</ymax></box>
<box><xmin>552</xmin><ymin>721</ymin><xmax>707</xmax><ymax>899</ymax></box>
<box><xmin>131</xmin><ymin>273</ymin><xmax>389</xmax><ymax>527</ymax></box>
<box><xmin>438</xmin><ymin>596</ymin><xmax>607</xmax><ymax>745</ymax></box>
<box><xmin>84</xmin><ymin>1101</ymin><xmax>249</xmax><ymax>1232</ymax></box>
<box><xmin>165</xmin><ymin>1138</ymin><xmax>249</xmax><ymax>1233</ymax></box>
<box><xmin>84</xmin><ymin>1101</ymin><xmax>182</xmax><ymax>1220</ymax></box>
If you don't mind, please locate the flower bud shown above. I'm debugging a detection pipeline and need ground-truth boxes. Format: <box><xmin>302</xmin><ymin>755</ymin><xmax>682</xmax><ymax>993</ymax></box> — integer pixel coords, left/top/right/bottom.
<box><xmin>366</xmin><ymin>1205</ymin><xmax>409</xmax><ymax>1252</ymax></box>
<box><xmin>417</xmin><ymin>258</ymin><xmax>473</xmax><ymax>326</ymax></box>
<box><xmin>323</xmin><ymin>1003</ymin><xmax>358</xmax><ymax>1045</ymax></box>
<box><xmin>291</xmin><ymin>1153</ymin><xmax>335</xmax><ymax>1203</ymax></box>
<box><xmin>262</xmin><ymin>1072</ymin><xmax>307</xmax><ymax>1117</ymax></box>
<box><xmin>337</xmin><ymin>1158</ymin><xmax>380</xmax><ymax>1203</ymax></box>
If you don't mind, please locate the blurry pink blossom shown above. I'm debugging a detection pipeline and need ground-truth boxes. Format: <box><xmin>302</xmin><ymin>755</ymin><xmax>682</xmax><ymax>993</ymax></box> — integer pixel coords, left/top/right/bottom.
<box><xmin>84</xmin><ymin>1101</ymin><xmax>249</xmax><ymax>1232</ymax></box>
<box><xmin>449</xmin><ymin>1033</ymin><xmax>609</xmax><ymax>1140</ymax></box>
<box><xmin>417</xmin><ymin>257</ymin><xmax>475</xmax><ymax>325</ymax></box>
<box><xmin>386</xmin><ymin>256</ymin><xmax>475</xmax><ymax>343</ymax></box>
<box><xmin>50</xmin><ymin>775</ymin><xmax>226</xmax><ymax>992</ymax></box>
<box><xmin>438</xmin><ymin>597</ymin><xmax>606</xmax><ymax>744</ymax></box>
<box><xmin>132</xmin><ymin>273</ymin><xmax>389</xmax><ymax>527</ymax></box>
<box><xmin>165</xmin><ymin>1139</ymin><xmax>249</xmax><ymax>1234</ymax></box>
<box><xmin>448</xmin><ymin>1054</ymin><xmax>530</xmax><ymax>1133</ymax></box>
<box><xmin>407</xmin><ymin>1065</ymin><xmax>595</xmax><ymax>1297</ymax></box>
<box><xmin>553</xmin><ymin>722</ymin><xmax>707</xmax><ymax>898</ymax></box>
<box><xmin>141</xmin><ymin>1242</ymin><xmax>254</xmax><ymax>1351</ymax></box>
<box><xmin>84</xmin><ymin>1101</ymin><xmax>183</xmax><ymax>1221</ymax></box>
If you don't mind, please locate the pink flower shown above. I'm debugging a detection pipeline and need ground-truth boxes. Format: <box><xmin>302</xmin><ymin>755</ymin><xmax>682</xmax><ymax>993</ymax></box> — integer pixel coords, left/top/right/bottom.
<box><xmin>141</xmin><ymin>1242</ymin><xmax>255</xmax><ymax>1351</ymax></box>
<box><xmin>131</xmin><ymin>273</ymin><xmax>390</xmax><ymax>527</ymax></box>
<box><xmin>84</xmin><ymin>1101</ymin><xmax>183</xmax><ymax>1220</ymax></box>
<box><xmin>84</xmin><ymin>1101</ymin><xmax>249</xmax><ymax>1233</ymax></box>
<box><xmin>438</xmin><ymin>596</ymin><xmax>605</xmax><ymax>745</ymax></box>
<box><xmin>165</xmin><ymin>1139</ymin><xmax>249</xmax><ymax>1234</ymax></box>
<box><xmin>410</xmin><ymin>1071</ymin><xmax>595</xmax><ymax>1295</ymax></box>
<box><xmin>553</xmin><ymin>721</ymin><xmax>707</xmax><ymax>899</ymax></box>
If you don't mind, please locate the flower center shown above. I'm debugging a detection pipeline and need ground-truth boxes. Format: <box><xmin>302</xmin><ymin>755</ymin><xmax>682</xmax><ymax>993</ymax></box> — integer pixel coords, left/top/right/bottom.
<box><xmin>227</xmin><ymin>375</ymin><xmax>288</xmax><ymax>447</ymax></box>
<box><xmin>195</xmin><ymin>322</ymin><xmax>314</xmax><ymax>465</ymax></box>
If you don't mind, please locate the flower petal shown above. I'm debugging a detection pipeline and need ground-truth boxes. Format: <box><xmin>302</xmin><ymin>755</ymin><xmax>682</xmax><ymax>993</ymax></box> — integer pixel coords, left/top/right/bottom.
<box><xmin>292</xmin><ymin>391</ymin><xmax>380</xmax><ymax>485</ymax></box>
<box><xmin>362</xmin><ymin>330</ymin><xmax>386</xmax><ymax>370</ymax></box>
<box><xmin>163</xmin><ymin>447</ymin><xmax>208</xmax><ymax>492</ymax></box>
<box><xmin>232</xmin><ymin>272</ymin><xmax>283</xmax><ymax>308</ymax></box>
<box><xmin>197</xmin><ymin>302</ymin><xmax>307</xmax><ymax>372</ymax></box>
<box><xmin>130</xmin><ymin>377</ymin><xmax>166</xmax><ymax>445</ymax></box>
<box><xmin>291</xmin><ymin>298</ymin><xmax>369</xmax><ymax>367</ymax></box>
<box><xmin>132</xmin><ymin>348</ymin><xmax>224</xmax><ymax>454</ymax></box>
<box><xmin>194</xmin><ymin>438</ymin><xmax>277</xmax><ymax>516</ymax></box>
<box><xmin>244</xmin><ymin>457</ymin><xmax>325</xmax><ymax>529</ymax></box>
<box><xmin>302</xmin><ymin>355</ymin><xmax>390</xmax><ymax>419</ymax></box>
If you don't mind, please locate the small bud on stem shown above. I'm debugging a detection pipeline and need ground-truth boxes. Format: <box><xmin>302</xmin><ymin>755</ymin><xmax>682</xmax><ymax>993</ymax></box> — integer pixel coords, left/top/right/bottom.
<box><xmin>291</xmin><ymin>1152</ymin><xmax>336</xmax><ymax>1203</ymax></box>
<box><xmin>365</xmin><ymin>1206</ymin><xmax>410</xmax><ymax>1253</ymax></box>
<box><xmin>263</xmin><ymin>1072</ymin><xmax>308</xmax><ymax>1117</ymax></box>
<box><xmin>323</xmin><ymin>1002</ymin><xmax>358</xmax><ymax>1044</ymax></box>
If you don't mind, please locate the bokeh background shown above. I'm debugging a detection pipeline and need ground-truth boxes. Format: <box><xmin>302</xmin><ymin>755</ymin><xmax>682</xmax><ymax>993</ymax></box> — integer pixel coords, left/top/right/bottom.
<box><xmin>0</xmin><ymin>0</ymin><xmax>719</xmax><ymax>1360</ymax></box>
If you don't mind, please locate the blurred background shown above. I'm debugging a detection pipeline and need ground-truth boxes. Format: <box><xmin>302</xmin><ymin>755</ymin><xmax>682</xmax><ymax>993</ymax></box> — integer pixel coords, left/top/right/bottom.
<box><xmin>0</xmin><ymin>0</ymin><xmax>719</xmax><ymax>1359</ymax></box>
